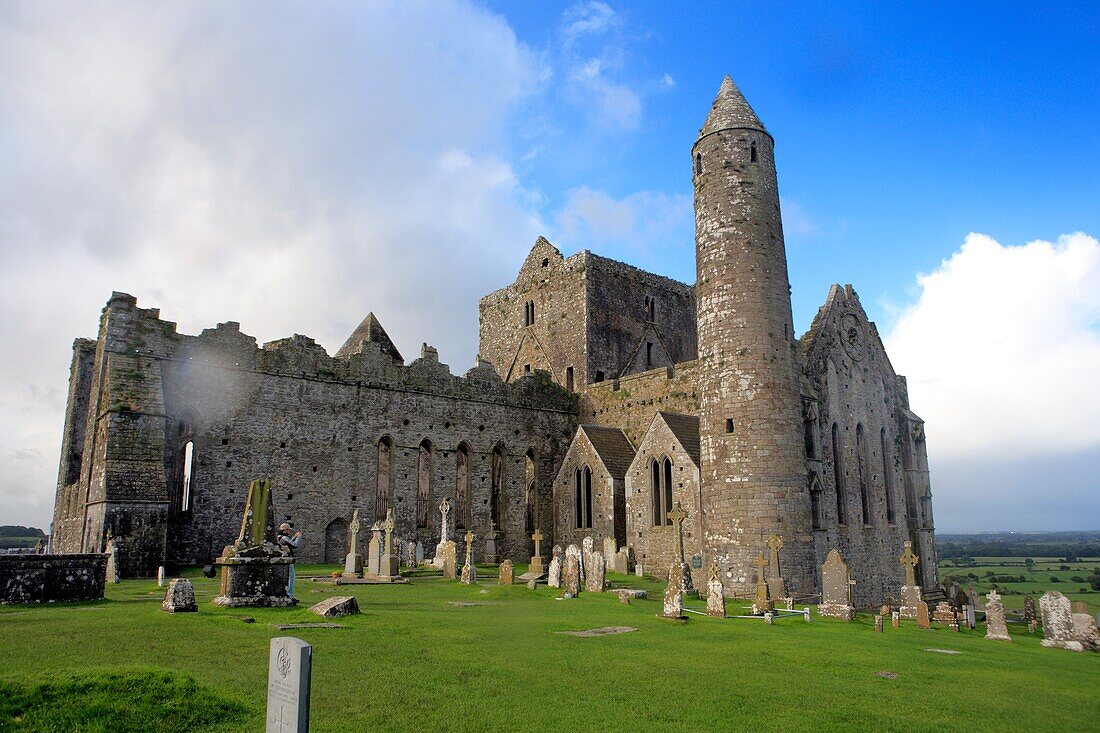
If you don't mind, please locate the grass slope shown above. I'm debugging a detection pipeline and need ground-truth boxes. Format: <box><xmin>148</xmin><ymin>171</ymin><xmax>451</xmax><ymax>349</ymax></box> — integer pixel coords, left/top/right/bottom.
<box><xmin>1</xmin><ymin>566</ymin><xmax>1097</xmax><ymax>732</ymax></box>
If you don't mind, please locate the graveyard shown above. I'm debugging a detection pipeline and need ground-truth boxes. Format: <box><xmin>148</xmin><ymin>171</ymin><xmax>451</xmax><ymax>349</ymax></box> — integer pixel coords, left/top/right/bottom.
<box><xmin>2</xmin><ymin>560</ymin><xmax>1099</xmax><ymax>732</ymax></box>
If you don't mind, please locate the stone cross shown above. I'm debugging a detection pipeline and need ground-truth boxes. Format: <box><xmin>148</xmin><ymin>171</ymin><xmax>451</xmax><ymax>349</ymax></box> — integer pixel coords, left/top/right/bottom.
<box><xmin>348</xmin><ymin>509</ymin><xmax>361</xmax><ymax>556</ymax></box>
<box><xmin>755</xmin><ymin>552</ymin><xmax>768</xmax><ymax>585</ymax></box>
<box><xmin>532</xmin><ymin>529</ymin><xmax>543</xmax><ymax>558</ymax></box>
<box><xmin>439</xmin><ymin>499</ymin><xmax>452</xmax><ymax>543</ymax></box>
<box><xmin>987</xmin><ymin>589</ymin><xmax>1001</xmax><ymax>603</ymax></box>
<box><xmin>709</xmin><ymin>561</ymin><xmax>720</xmax><ymax>583</ymax></box>
<box><xmin>667</xmin><ymin>502</ymin><xmax>687</xmax><ymax>563</ymax></box>
<box><xmin>765</xmin><ymin>534</ymin><xmax>783</xmax><ymax>577</ymax></box>
<box><xmin>382</xmin><ymin>508</ymin><xmax>396</xmax><ymax>556</ymax></box>
<box><xmin>899</xmin><ymin>541</ymin><xmax>919</xmax><ymax>587</ymax></box>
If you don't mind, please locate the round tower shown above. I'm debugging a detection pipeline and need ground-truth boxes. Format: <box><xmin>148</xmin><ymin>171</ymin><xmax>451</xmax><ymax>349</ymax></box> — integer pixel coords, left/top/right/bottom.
<box><xmin>692</xmin><ymin>76</ymin><xmax>815</xmax><ymax>595</ymax></box>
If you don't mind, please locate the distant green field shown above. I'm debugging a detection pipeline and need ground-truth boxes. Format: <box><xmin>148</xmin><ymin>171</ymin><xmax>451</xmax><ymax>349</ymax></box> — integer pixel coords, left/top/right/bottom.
<box><xmin>939</xmin><ymin>557</ymin><xmax>1099</xmax><ymax>613</ymax></box>
<box><xmin>1</xmin><ymin>564</ymin><xmax>1097</xmax><ymax>732</ymax></box>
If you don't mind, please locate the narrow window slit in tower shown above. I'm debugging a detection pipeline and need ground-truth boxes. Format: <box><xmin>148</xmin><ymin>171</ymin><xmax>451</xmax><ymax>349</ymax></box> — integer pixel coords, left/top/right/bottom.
<box><xmin>695</xmin><ymin>153</ymin><xmax>702</xmax><ymax>175</ymax></box>
<box><xmin>750</xmin><ymin>143</ymin><xmax>758</xmax><ymax>162</ymax></box>
<box><xmin>725</xmin><ymin>418</ymin><xmax>734</xmax><ymax>434</ymax></box>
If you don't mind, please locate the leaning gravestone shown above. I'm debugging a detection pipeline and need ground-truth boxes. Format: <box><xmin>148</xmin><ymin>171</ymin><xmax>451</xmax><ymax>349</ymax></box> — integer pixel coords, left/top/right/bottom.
<box><xmin>267</xmin><ymin>636</ymin><xmax>311</xmax><ymax>733</ymax></box>
<box><xmin>308</xmin><ymin>596</ymin><xmax>360</xmax><ymax>618</ymax></box>
<box><xmin>1072</xmin><ymin>613</ymin><xmax>1100</xmax><ymax>651</ymax></box>
<box><xmin>580</xmin><ymin>538</ymin><xmax>594</xmax><ymax>583</ymax></box>
<box><xmin>1039</xmin><ymin>591</ymin><xmax>1083</xmax><ymax>652</ymax></box>
<box><xmin>585</xmin><ymin>552</ymin><xmax>606</xmax><ymax>593</ymax></box>
<box><xmin>984</xmin><ymin>591</ymin><xmax>1011</xmax><ymax>642</ymax></box>
<box><xmin>105</xmin><ymin>538</ymin><xmax>120</xmax><ymax>584</ymax></box>
<box><xmin>161</xmin><ymin>578</ymin><xmax>198</xmax><ymax>613</ymax></box>
<box><xmin>563</xmin><ymin>553</ymin><xmax>581</xmax><ymax>597</ymax></box>
<box><xmin>498</xmin><ymin>559</ymin><xmax>514</xmax><ymax>586</ymax></box>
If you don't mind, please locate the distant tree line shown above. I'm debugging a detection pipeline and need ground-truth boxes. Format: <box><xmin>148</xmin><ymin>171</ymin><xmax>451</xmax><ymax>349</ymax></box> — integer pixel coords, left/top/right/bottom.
<box><xmin>0</xmin><ymin>526</ymin><xmax>46</xmax><ymax>539</ymax></box>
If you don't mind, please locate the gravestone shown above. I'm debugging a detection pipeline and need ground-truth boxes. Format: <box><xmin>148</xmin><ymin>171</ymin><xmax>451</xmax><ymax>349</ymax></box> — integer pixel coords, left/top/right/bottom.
<box><xmin>666</xmin><ymin>503</ymin><xmax>695</xmax><ymax>595</ymax></box>
<box><xmin>214</xmin><ymin>479</ymin><xmax>296</xmax><ymax>608</ymax></box>
<box><xmin>308</xmin><ymin>596</ymin><xmax>360</xmax><ymax>618</ymax></box>
<box><xmin>498</xmin><ymin>559</ymin><xmax>514</xmax><ymax>586</ymax></box>
<box><xmin>405</xmin><ymin>539</ymin><xmax>417</xmax><ymax>569</ymax></box>
<box><xmin>635</xmin><ymin>564</ymin><xmax>644</xmax><ymax>577</ymax></box>
<box><xmin>366</xmin><ymin>523</ymin><xmax>383</xmax><ymax>577</ymax></box>
<box><xmin>765</xmin><ymin>533</ymin><xmax>787</xmax><ymax>599</ymax></box>
<box><xmin>433</xmin><ymin>499</ymin><xmax>452</xmax><ymax>569</ymax></box>
<box><xmin>880</xmin><ymin>604</ymin><xmax>892</xmax><ymax>618</ymax></box>
<box><xmin>964</xmin><ymin>605</ymin><xmax>976</xmax><ymax>629</ymax></box>
<box><xmin>752</xmin><ymin>553</ymin><xmax>773</xmax><ymax>615</ymax></box>
<box><xmin>484</xmin><ymin>523</ymin><xmax>498</xmax><ymax>565</ymax></box>
<box><xmin>874</xmin><ymin>615</ymin><xmax>883</xmax><ymax>633</ymax></box>
<box><xmin>266</xmin><ymin>636</ymin><xmax>311</xmax><ymax>733</ymax></box>
<box><xmin>662</xmin><ymin>562</ymin><xmax>687</xmax><ymax>619</ymax></box>
<box><xmin>441</xmin><ymin>541</ymin><xmax>457</xmax><ymax>580</ymax></box>
<box><xmin>161</xmin><ymin>578</ymin><xmax>198</xmax><ymax>613</ymax></box>
<box><xmin>379</xmin><ymin>509</ymin><xmax>400</xmax><ymax>579</ymax></box>
<box><xmin>547</xmin><ymin>545</ymin><xmax>563</xmax><ymax>588</ymax></box>
<box><xmin>1023</xmin><ymin>595</ymin><xmax>1037</xmax><ymax>630</ymax></box>
<box><xmin>343</xmin><ymin>509</ymin><xmax>363</xmax><ymax>578</ymax></box>
<box><xmin>580</xmin><ymin>537</ymin><xmax>594</xmax><ymax>583</ymax></box>
<box><xmin>706</xmin><ymin>562</ymin><xmax>726</xmax><ymax>618</ymax></box>
<box><xmin>898</xmin><ymin>541</ymin><xmax>922</xmax><ymax>619</ymax></box>
<box><xmin>565</xmin><ymin>544</ymin><xmax>583</xmax><ymax>586</ymax></box>
<box><xmin>916</xmin><ymin>600</ymin><xmax>931</xmax><ymax>629</ymax></box>
<box><xmin>1071</xmin><ymin>612</ymin><xmax>1100</xmax><ymax>651</ymax></box>
<box><xmin>460</xmin><ymin>531</ymin><xmax>477</xmax><ymax>585</ymax></box>
<box><xmin>819</xmin><ymin>548</ymin><xmax>855</xmax><ymax>620</ymax></box>
<box><xmin>157</xmin><ymin>566</ymin><xmax>166</xmax><ymax>587</ymax></box>
<box><xmin>528</xmin><ymin>529</ymin><xmax>546</xmax><ymax>577</ymax></box>
<box><xmin>984</xmin><ymin>590</ymin><xmax>1011</xmax><ymax>642</ymax></box>
<box><xmin>933</xmin><ymin>601</ymin><xmax>956</xmax><ymax>625</ymax></box>
<box><xmin>585</xmin><ymin>552</ymin><xmax>606</xmax><ymax>593</ymax></box>
<box><xmin>105</xmin><ymin>537</ymin><xmax>120</xmax><ymax>584</ymax></box>
<box><xmin>1038</xmin><ymin>589</ymin><xmax>1082</xmax><ymax>647</ymax></box>
<box><xmin>563</xmin><ymin>552</ymin><xmax>581</xmax><ymax>596</ymax></box>
<box><xmin>603</xmin><ymin>537</ymin><xmax>617</xmax><ymax>570</ymax></box>
<box><xmin>611</xmin><ymin>548</ymin><xmax>629</xmax><ymax>575</ymax></box>
<box><xmin>415</xmin><ymin>541</ymin><xmax>425</xmax><ymax>565</ymax></box>
<box><xmin>891</xmin><ymin>611</ymin><xmax>900</xmax><ymax>629</ymax></box>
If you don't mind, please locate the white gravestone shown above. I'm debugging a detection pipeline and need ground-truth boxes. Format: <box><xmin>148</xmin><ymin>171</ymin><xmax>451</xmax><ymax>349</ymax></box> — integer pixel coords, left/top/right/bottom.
<box><xmin>157</xmin><ymin>566</ymin><xmax>166</xmax><ymax>587</ymax></box>
<box><xmin>267</xmin><ymin>636</ymin><xmax>312</xmax><ymax>733</ymax></box>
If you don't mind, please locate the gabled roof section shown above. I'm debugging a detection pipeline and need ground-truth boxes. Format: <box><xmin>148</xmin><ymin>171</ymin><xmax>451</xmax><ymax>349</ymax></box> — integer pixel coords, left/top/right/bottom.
<box><xmin>799</xmin><ymin>283</ymin><xmax>895</xmax><ymax>376</ymax></box>
<box><xmin>579</xmin><ymin>425</ymin><xmax>636</xmax><ymax>480</ymax></box>
<box><xmin>656</xmin><ymin>411</ymin><xmax>700</xmax><ymax>466</ymax></box>
<box><xmin>697</xmin><ymin>75</ymin><xmax>768</xmax><ymax>141</ymax></box>
<box><xmin>335</xmin><ymin>312</ymin><xmax>403</xmax><ymax>364</ymax></box>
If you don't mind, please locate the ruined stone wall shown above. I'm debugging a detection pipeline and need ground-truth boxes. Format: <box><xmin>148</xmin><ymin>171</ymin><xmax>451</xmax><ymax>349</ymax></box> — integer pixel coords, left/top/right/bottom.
<box><xmin>478</xmin><ymin>238</ymin><xmax>588</xmax><ymax>388</ymax></box>
<box><xmin>801</xmin><ymin>285</ymin><xmax>930</xmax><ymax>607</ymax></box>
<box><xmin>583</xmin><ymin>253</ymin><xmax>696</xmax><ymax>382</ymax></box>
<box><xmin>581</xmin><ymin>362</ymin><xmax>700</xmax><ymax>447</ymax></box>
<box><xmin>51</xmin><ymin>339</ymin><xmax>97</xmax><ymax>553</ymax></box>
<box><xmin>0</xmin><ymin>554</ymin><xmax>106</xmax><ymax>604</ymax></box>
<box><xmin>624</xmin><ymin>419</ymin><xmax>704</xmax><ymax>590</ymax></box>
<box><xmin>54</xmin><ymin>293</ymin><xmax>578</xmax><ymax>574</ymax></box>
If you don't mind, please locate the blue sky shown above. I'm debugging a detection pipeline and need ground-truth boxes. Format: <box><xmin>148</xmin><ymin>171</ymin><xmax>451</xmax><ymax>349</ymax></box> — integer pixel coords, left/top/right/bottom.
<box><xmin>0</xmin><ymin>1</ymin><xmax>1097</xmax><ymax>532</ymax></box>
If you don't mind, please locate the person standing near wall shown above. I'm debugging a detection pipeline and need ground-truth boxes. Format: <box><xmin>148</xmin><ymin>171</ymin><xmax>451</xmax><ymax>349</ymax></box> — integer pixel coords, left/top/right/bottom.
<box><xmin>277</xmin><ymin>523</ymin><xmax>302</xmax><ymax>596</ymax></box>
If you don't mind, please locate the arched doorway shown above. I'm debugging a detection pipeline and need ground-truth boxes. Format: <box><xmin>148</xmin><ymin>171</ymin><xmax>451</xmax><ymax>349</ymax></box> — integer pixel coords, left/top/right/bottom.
<box><xmin>324</xmin><ymin>517</ymin><xmax>349</xmax><ymax>564</ymax></box>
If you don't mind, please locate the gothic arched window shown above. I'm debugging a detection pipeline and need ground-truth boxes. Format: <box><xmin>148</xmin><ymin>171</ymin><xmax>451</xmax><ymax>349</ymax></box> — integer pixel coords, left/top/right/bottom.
<box><xmin>832</xmin><ymin>423</ymin><xmax>846</xmax><ymax>525</ymax></box>
<box><xmin>490</xmin><ymin>446</ymin><xmax>506</xmax><ymax>530</ymax></box>
<box><xmin>376</xmin><ymin>437</ymin><xmax>394</xmax><ymax>521</ymax></box>
<box><xmin>881</xmin><ymin>427</ymin><xmax>896</xmax><ymax>524</ymax></box>
<box><xmin>455</xmin><ymin>443</ymin><xmax>470</xmax><ymax>530</ymax></box>
<box><xmin>856</xmin><ymin>424</ymin><xmax>870</xmax><ymax>525</ymax></box>
<box><xmin>416</xmin><ymin>440</ymin><xmax>432</xmax><ymax>528</ymax></box>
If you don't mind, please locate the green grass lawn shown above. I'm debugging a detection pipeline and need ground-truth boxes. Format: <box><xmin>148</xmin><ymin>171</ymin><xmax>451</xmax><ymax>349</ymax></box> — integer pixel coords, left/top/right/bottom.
<box><xmin>1</xmin><ymin>565</ymin><xmax>1098</xmax><ymax>732</ymax></box>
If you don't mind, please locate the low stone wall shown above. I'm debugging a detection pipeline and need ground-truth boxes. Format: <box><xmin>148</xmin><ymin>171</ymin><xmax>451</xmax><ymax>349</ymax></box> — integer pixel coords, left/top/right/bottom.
<box><xmin>0</xmin><ymin>554</ymin><xmax>107</xmax><ymax>604</ymax></box>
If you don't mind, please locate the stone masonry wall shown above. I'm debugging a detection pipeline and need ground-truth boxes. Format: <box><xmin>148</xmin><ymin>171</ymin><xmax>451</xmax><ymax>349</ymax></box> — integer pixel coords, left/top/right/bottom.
<box><xmin>0</xmin><ymin>554</ymin><xmax>107</xmax><ymax>604</ymax></box>
<box><xmin>53</xmin><ymin>293</ymin><xmax>578</xmax><ymax>573</ymax></box>
<box><xmin>582</xmin><ymin>361</ymin><xmax>700</xmax><ymax>447</ymax></box>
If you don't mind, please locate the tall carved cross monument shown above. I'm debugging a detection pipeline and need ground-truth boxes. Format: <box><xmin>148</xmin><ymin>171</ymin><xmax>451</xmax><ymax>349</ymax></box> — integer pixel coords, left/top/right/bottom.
<box><xmin>753</xmin><ymin>552</ymin><xmax>773</xmax><ymax>614</ymax></box>
<box><xmin>898</xmin><ymin>540</ymin><xmax>922</xmax><ymax>620</ymax></box>
<box><xmin>529</xmin><ymin>528</ymin><xmax>545</xmax><ymax>577</ymax></box>
<box><xmin>460</xmin><ymin>530</ymin><xmax>477</xmax><ymax>585</ymax></box>
<box><xmin>667</xmin><ymin>502</ymin><xmax>688</xmax><ymax>564</ymax></box>
<box><xmin>765</xmin><ymin>533</ymin><xmax>787</xmax><ymax>599</ymax></box>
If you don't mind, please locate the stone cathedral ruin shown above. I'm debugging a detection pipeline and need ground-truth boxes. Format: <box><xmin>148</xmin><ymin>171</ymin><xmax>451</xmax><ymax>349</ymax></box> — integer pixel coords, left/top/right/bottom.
<box><xmin>50</xmin><ymin>77</ymin><xmax>938</xmax><ymax>607</ymax></box>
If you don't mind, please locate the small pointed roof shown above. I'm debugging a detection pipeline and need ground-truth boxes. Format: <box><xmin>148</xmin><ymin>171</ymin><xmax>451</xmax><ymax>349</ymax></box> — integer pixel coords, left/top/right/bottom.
<box><xmin>697</xmin><ymin>75</ymin><xmax>768</xmax><ymax>140</ymax></box>
<box><xmin>579</xmin><ymin>425</ymin><xmax>636</xmax><ymax>480</ymax></box>
<box><xmin>335</xmin><ymin>312</ymin><xmax>403</xmax><ymax>363</ymax></box>
<box><xmin>657</xmin><ymin>411</ymin><xmax>700</xmax><ymax>466</ymax></box>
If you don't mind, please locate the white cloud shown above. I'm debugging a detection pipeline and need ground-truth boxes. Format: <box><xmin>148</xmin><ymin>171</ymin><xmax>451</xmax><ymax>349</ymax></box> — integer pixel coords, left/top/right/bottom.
<box><xmin>556</xmin><ymin>2</ymin><xmax>642</xmax><ymax>130</ymax></box>
<box><xmin>0</xmin><ymin>1</ymin><xmax>547</xmax><ymax>529</ymax></box>
<box><xmin>885</xmin><ymin>232</ymin><xmax>1100</xmax><ymax>461</ymax></box>
<box><xmin>553</xmin><ymin>186</ymin><xmax>692</xmax><ymax>261</ymax></box>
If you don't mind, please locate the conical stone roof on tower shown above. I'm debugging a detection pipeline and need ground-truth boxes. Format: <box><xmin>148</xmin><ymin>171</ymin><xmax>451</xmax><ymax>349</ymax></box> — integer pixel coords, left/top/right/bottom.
<box><xmin>697</xmin><ymin>75</ymin><xmax>769</xmax><ymax>140</ymax></box>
